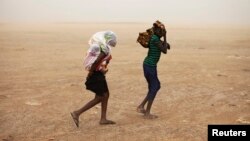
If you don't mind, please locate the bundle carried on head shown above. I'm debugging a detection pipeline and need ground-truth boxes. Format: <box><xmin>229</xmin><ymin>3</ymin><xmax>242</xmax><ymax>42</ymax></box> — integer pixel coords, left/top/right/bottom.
<box><xmin>136</xmin><ymin>28</ymin><xmax>153</xmax><ymax>48</ymax></box>
<box><xmin>137</xmin><ymin>20</ymin><xmax>166</xmax><ymax>48</ymax></box>
<box><xmin>153</xmin><ymin>20</ymin><xmax>166</xmax><ymax>37</ymax></box>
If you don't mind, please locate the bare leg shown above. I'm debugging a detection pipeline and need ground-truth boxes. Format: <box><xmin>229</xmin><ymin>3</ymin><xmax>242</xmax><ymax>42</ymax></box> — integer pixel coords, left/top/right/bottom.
<box><xmin>71</xmin><ymin>95</ymin><xmax>102</xmax><ymax>127</ymax></box>
<box><xmin>144</xmin><ymin>100</ymin><xmax>158</xmax><ymax>119</ymax></box>
<box><xmin>99</xmin><ymin>92</ymin><xmax>115</xmax><ymax>125</ymax></box>
<box><xmin>137</xmin><ymin>95</ymin><xmax>148</xmax><ymax>113</ymax></box>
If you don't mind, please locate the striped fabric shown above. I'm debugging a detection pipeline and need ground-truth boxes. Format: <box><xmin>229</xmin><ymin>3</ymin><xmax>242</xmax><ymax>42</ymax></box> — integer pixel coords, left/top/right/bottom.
<box><xmin>143</xmin><ymin>35</ymin><xmax>161</xmax><ymax>66</ymax></box>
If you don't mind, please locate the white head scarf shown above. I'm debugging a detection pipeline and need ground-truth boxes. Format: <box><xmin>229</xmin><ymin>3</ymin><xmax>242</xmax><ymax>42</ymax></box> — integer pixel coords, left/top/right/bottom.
<box><xmin>88</xmin><ymin>31</ymin><xmax>117</xmax><ymax>49</ymax></box>
<box><xmin>84</xmin><ymin>31</ymin><xmax>117</xmax><ymax>71</ymax></box>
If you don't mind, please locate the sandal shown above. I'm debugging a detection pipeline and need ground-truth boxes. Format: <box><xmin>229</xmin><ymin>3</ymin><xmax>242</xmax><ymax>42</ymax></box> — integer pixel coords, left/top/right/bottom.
<box><xmin>70</xmin><ymin>112</ymin><xmax>79</xmax><ymax>127</ymax></box>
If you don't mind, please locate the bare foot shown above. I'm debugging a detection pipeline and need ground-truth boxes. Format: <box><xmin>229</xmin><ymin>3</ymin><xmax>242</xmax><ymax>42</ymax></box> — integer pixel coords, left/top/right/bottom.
<box><xmin>144</xmin><ymin>114</ymin><xmax>158</xmax><ymax>119</ymax></box>
<box><xmin>136</xmin><ymin>107</ymin><xmax>146</xmax><ymax>114</ymax></box>
<box><xmin>99</xmin><ymin>119</ymin><xmax>116</xmax><ymax>125</ymax></box>
<box><xmin>70</xmin><ymin>112</ymin><xmax>79</xmax><ymax>127</ymax></box>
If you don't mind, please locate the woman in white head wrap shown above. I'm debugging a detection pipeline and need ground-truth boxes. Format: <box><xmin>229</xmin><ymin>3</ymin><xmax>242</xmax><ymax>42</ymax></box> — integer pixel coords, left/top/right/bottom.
<box><xmin>71</xmin><ymin>31</ymin><xmax>117</xmax><ymax>127</ymax></box>
<box><xmin>84</xmin><ymin>31</ymin><xmax>116</xmax><ymax>71</ymax></box>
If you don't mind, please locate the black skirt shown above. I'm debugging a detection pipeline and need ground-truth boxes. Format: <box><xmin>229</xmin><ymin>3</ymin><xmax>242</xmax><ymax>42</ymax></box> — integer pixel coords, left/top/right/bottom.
<box><xmin>85</xmin><ymin>71</ymin><xmax>109</xmax><ymax>96</ymax></box>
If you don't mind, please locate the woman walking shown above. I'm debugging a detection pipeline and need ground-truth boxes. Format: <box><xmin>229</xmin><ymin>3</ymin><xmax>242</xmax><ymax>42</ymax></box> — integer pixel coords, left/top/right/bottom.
<box><xmin>71</xmin><ymin>31</ymin><xmax>117</xmax><ymax>127</ymax></box>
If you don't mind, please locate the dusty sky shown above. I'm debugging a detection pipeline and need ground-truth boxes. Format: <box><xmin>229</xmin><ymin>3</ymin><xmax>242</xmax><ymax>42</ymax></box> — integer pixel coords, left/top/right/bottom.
<box><xmin>0</xmin><ymin>0</ymin><xmax>250</xmax><ymax>25</ymax></box>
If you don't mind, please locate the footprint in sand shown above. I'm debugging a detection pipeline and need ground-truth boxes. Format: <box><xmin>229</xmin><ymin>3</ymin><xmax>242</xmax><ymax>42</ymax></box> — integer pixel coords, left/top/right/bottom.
<box><xmin>25</xmin><ymin>100</ymin><xmax>42</xmax><ymax>106</ymax></box>
<box><xmin>227</xmin><ymin>55</ymin><xmax>242</xmax><ymax>59</ymax></box>
<box><xmin>242</xmin><ymin>69</ymin><xmax>250</xmax><ymax>72</ymax></box>
<box><xmin>0</xmin><ymin>95</ymin><xmax>8</xmax><ymax>99</ymax></box>
<box><xmin>236</xmin><ymin>117</ymin><xmax>250</xmax><ymax>124</ymax></box>
<box><xmin>246</xmin><ymin>100</ymin><xmax>250</xmax><ymax>104</ymax></box>
<box><xmin>2</xmin><ymin>135</ymin><xmax>14</xmax><ymax>141</ymax></box>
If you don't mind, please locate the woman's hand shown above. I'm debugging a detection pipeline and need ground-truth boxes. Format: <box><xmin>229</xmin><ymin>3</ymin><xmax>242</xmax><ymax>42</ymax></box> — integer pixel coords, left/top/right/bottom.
<box><xmin>101</xmin><ymin>68</ymin><xmax>108</xmax><ymax>74</ymax></box>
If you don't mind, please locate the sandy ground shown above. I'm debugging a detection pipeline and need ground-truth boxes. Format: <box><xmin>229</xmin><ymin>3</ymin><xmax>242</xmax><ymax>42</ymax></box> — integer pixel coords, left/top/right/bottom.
<box><xmin>0</xmin><ymin>23</ymin><xmax>249</xmax><ymax>141</ymax></box>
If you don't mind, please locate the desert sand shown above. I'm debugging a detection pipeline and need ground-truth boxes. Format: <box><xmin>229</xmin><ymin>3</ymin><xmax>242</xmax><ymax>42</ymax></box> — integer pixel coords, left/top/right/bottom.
<box><xmin>0</xmin><ymin>23</ymin><xmax>249</xmax><ymax>141</ymax></box>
